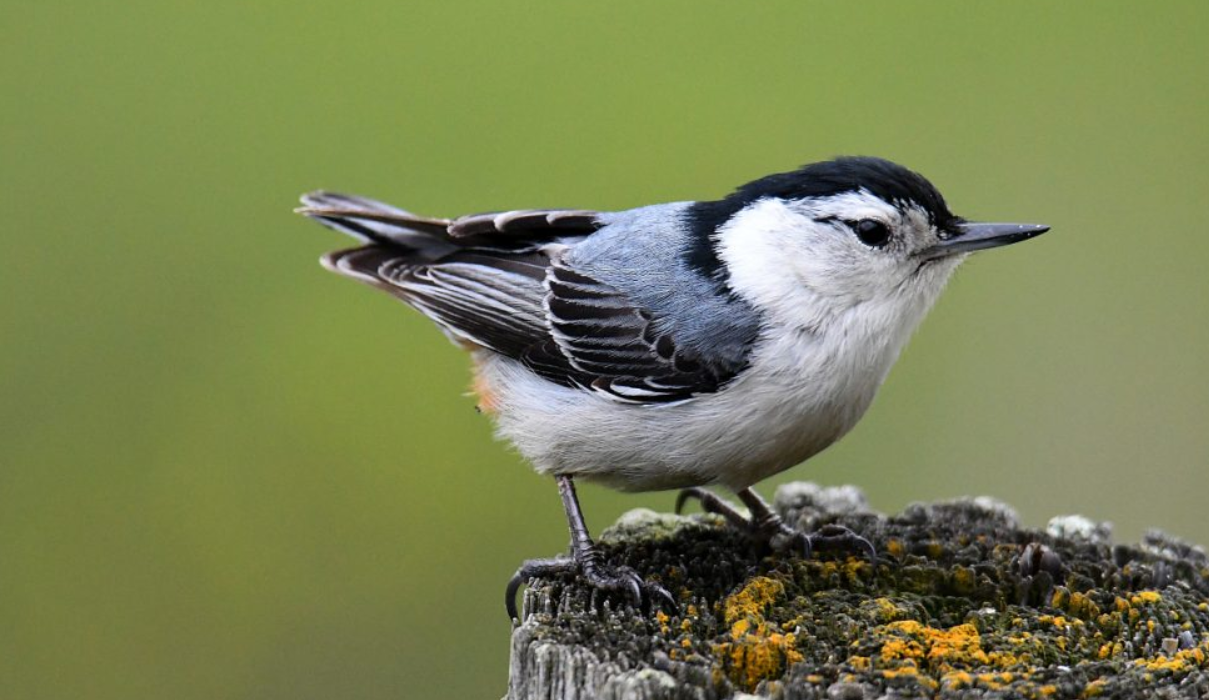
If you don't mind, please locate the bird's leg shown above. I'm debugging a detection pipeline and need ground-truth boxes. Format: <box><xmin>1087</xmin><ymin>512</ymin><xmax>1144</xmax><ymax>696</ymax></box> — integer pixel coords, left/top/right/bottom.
<box><xmin>506</xmin><ymin>475</ymin><xmax>675</xmax><ymax>620</ymax></box>
<box><xmin>676</xmin><ymin>486</ymin><xmax>875</xmax><ymax>560</ymax></box>
<box><xmin>674</xmin><ymin>487</ymin><xmax>753</xmax><ymax>530</ymax></box>
<box><xmin>736</xmin><ymin>488</ymin><xmax>875</xmax><ymax>559</ymax></box>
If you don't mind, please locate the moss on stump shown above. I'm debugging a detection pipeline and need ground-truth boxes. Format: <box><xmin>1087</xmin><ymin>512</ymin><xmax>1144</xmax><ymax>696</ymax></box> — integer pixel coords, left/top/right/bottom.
<box><xmin>508</xmin><ymin>483</ymin><xmax>1209</xmax><ymax>699</ymax></box>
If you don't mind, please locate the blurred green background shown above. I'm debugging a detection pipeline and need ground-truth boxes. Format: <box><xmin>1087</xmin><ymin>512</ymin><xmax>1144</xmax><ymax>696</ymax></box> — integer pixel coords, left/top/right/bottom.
<box><xmin>2</xmin><ymin>1</ymin><xmax>1207</xmax><ymax>698</ymax></box>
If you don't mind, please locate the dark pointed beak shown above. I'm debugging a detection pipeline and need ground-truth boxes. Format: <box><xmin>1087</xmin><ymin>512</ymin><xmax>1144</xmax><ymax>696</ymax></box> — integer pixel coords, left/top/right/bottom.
<box><xmin>922</xmin><ymin>222</ymin><xmax>1050</xmax><ymax>260</ymax></box>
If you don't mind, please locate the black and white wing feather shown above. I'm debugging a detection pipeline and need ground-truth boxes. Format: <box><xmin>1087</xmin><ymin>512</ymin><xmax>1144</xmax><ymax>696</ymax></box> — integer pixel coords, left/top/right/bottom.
<box><xmin>300</xmin><ymin>192</ymin><xmax>746</xmax><ymax>405</ymax></box>
<box><xmin>321</xmin><ymin>245</ymin><xmax>553</xmax><ymax>355</ymax></box>
<box><xmin>524</xmin><ymin>259</ymin><xmax>742</xmax><ymax>403</ymax></box>
<box><xmin>448</xmin><ymin>209</ymin><xmax>602</xmax><ymax>239</ymax></box>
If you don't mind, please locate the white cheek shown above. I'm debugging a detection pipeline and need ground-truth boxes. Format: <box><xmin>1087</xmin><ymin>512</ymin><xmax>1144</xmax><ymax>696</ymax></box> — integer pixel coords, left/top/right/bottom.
<box><xmin>797</xmin><ymin>238</ymin><xmax>897</xmax><ymax>302</ymax></box>
<box><xmin>714</xmin><ymin>199</ymin><xmax>818</xmax><ymax>318</ymax></box>
<box><xmin>715</xmin><ymin>198</ymin><xmax>898</xmax><ymax>327</ymax></box>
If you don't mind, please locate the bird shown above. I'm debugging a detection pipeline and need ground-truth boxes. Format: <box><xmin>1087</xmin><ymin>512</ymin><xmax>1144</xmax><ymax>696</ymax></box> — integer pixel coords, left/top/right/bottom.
<box><xmin>296</xmin><ymin>156</ymin><xmax>1049</xmax><ymax>619</ymax></box>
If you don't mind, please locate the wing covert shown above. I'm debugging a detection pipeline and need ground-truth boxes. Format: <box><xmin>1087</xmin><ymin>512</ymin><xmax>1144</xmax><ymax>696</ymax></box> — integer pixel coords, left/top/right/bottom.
<box><xmin>523</xmin><ymin>258</ymin><xmax>746</xmax><ymax>404</ymax></box>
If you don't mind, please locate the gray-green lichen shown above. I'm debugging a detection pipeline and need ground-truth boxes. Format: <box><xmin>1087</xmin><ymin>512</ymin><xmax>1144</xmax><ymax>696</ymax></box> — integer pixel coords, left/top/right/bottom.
<box><xmin>508</xmin><ymin>483</ymin><xmax>1209</xmax><ymax>700</ymax></box>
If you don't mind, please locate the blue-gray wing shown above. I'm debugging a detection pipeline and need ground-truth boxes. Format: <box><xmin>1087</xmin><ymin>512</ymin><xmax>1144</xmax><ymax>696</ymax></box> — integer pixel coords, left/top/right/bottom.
<box><xmin>301</xmin><ymin>193</ymin><xmax>746</xmax><ymax>404</ymax></box>
<box><xmin>523</xmin><ymin>257</ymin><xmax>745</xmax><ymax>403</ymax></box>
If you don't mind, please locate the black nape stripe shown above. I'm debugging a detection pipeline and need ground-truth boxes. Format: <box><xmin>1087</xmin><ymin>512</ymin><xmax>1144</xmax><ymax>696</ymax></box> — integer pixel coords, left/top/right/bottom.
<box><xmin>682</xmin><ymin>156</ymin><xmax>956</xmax><ymax>281</ymax></box>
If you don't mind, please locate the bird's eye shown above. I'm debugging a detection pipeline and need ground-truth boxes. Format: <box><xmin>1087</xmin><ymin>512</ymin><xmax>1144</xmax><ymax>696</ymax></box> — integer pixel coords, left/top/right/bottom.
<box><xmin>852</xmin><ymin>219</ymin><xmax>891</xmax><ymax>248</ymax></box>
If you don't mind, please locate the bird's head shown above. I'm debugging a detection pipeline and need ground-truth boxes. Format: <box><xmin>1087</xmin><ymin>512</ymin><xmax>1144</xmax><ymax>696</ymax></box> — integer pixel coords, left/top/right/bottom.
<box><xmin>685</xmin><ymin>156</ymin><xmax>1048</xmax><ymax>329</ymax></box>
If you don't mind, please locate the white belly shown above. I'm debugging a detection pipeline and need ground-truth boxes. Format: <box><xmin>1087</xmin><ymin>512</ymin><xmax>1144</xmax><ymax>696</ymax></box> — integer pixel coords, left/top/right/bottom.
<box><xmin>475</xmin><ymin>327</ymin><xmax>895</xmax><ymax>492</ymax></box>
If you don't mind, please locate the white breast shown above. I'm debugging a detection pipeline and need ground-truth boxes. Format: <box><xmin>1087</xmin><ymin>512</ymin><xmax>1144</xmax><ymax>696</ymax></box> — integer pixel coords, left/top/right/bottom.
<box><xmin>474</xmin><ymin>314</ymin><xmax>906</xmax><ymax>492</ymax></box>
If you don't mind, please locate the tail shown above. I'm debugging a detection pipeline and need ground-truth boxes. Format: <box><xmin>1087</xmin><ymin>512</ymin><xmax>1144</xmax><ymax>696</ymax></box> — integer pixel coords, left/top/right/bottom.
<box><xmin>296</xmin><ymin>190</ymin><xmax>459</xmax><ymax>257</ymax></box>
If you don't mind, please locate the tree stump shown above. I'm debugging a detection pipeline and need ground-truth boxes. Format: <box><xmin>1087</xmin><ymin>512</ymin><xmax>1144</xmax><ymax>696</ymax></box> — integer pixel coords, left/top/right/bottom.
<box><xmin>507</xmin><ymin>483</ymin><xmax>1209</xmax><ymax>699</ymax></box>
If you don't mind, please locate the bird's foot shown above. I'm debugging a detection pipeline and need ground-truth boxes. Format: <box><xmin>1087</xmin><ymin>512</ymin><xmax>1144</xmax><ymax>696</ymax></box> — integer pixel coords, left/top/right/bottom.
<box><xmin>506</xmin><ymin>475</ymin><xmax>676</xmax><ymax>620</ymax></box>
<box><xmin>676</xmin><ymin>486</ymin><xmax>875</xmax><ymax>560</ymax></box>
<box><xmin>506</xmin><ymin>551</ymin><xmax>676</xmax><ymax>621</ymax></box>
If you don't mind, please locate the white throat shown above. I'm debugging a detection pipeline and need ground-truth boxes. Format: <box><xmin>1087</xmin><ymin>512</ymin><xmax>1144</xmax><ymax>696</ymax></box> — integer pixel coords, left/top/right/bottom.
<box><xmin>712</xmin><ymin>196</ymin><xmax>965</xmax><ymax>473</ymax></box>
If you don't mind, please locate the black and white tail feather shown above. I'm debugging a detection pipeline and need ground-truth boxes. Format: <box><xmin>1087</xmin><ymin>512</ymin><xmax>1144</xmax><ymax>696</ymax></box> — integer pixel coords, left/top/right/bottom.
<box><xmin>298</xmin><ymin>191</ymin><xmax>743</xmax><ymax>405</ymax></box>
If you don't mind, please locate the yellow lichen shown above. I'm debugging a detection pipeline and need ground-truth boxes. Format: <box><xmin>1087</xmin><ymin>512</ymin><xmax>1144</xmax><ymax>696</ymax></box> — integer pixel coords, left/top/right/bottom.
<box><xmin>942</xmin><ymin>670</ymin><xmax>974</xmax><ymax>689</ymax></box>
<box><xmin>941</xmin><ymin>670</ymin><xmax>1019</xmax><ymax>692</ymax></box>
<box><xmin>926</xmin><ymin>624</ymin><xmax>990</xmax><ymax>669</ymax></box>
<box><xmin>865</xmin><ymin>597</ymin><xmax>905</xmax><ymax>623</ymax></box>
<box><xmin>1037</xmin><ymin>615</ymin><xmax>1074</xmax><ymax>630</ymax></box>
<box><xmin>721</xmin><ymin>576</ymin><xmax>784</xmax><ymax>627</ymax></box>
<box><xmin>843</xmin><ymin>557</ymin><xmax>871</xmax><ymax>579</ymax></box>
<box><xmin>987</xmin><ymin>650</ymin><xmax>1021</xmax><ymax>668</ymax></box>
<box><xmin>1133</xmin><ymin>642</ymin><xmax>1209</xmax><ymax>674</ymax></box>
<box><xmin>889</xmin><ymin>619</ymin><xmax>925</xmax><ymax>634</ymax></box>
<box><xmin>1053</xmin><ymin>589</ymin><xmax>1103</xmax><ymax>620</ymax></box>
<box><xmin>656</xmin><ymin>610</ymin><xmax>671</xmax><ymax>635</ymax></box>
<box><xmin>1132</xmin><ymin>591</ymin><xmax>1162</xmax><ymax>605</ymax></box>
<box><xmin>731</xmin><ymin>618</ymin><xmax>751</xmax><ymax>637</ymax></box>
<box><xmin>877</xmin><ymin>620</ymin><xmax>926</xmax><ymax>664</ymax></box>
<box><xmin>710</xmin><ymin>576</ymin><xmax>804</xmax><ymax>691</ymax></box>
<box><xmin>980</xmin><ymin>672</ymin><xmax>1015</xmax><ymax>685</ymax></box>
<box><xmin>871</xmin><ymin>620</ymin><xmax>989</xmax><ymax>672</ymax></box>
<box><xmin>880</xmin><ymin>642</ymin><xmax>924</xmax><ymax>664</ymax></box>
<box><xmin>814</xmin><ymin>557</ymin><xmax>869</xmax><ymax>585</ymax></box>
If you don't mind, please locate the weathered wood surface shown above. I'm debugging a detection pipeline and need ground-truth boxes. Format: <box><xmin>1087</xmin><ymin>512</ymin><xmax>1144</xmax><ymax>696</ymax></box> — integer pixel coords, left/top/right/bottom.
<box><xmin>507</xmin><ymin>483</ymin><xmax>1209</xmax><ymax>699</ymax></box>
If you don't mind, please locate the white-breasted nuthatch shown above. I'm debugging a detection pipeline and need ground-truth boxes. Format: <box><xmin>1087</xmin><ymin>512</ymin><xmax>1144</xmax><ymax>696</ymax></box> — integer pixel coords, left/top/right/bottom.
<box><xmin>297</xmin><ymin>156</ymin><xmax>1049</xmax><ymax>618</ymax></box>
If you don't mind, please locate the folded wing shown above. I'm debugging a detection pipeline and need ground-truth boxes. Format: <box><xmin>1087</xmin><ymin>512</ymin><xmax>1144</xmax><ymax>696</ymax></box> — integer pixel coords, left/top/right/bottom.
<box><xmin>299</xmin><ymin>192</ymin><xmax>747</xmax><ymax>404</ymax></box>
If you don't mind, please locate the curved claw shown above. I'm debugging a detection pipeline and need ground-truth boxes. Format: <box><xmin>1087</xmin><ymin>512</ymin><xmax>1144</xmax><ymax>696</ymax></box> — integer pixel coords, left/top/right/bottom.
<box><xmin>805</xmin><ymin>524</ymin><xmax>877</xmax><ymax>560</ymax></box>
<box><xmin>507</xmin><ymin>557</ymin><xmax>674</xmax><ymax>619</ymax></box>
<box><xmin>681</xmin><ymin>485</ymin><xmax>877</xmax><ymax>566</ymax></box>
<box><xmin>505</xmin><ymin>556</ymin><xmax>578</xmax><ymax>621</ymax></box>
<box><xmin>585</xmin><ymin>568</ymin><xmax>643</xmax><ymax>613</ymax></box>
<box><xmin>613</xmin><ymin>563</ymin><xmax>678</xmax><ymax>615</ymax></box>
<box><xmin>645</xmin><ymin>580</ymin><xmax>678</xmax><ymax>614</ymax></box>
<box><xmin>603</xmin><ymin>568</ymin><xmax>677</xmax><ymax>616</ymax></box>
<box><xmin>505</xmin><ymin>570</ymin><xmax>525</xmax><ymax>621</ymax></box>
<box><xmin>615</xmin><ymin>568</ymin><xmax>645</xmax><ymax>610</ymax></box>
<box><xmin>793</xmin><ymin>531</ymin><xmax>814</xmax><ymax>559</ymax></box>
<box><xmin>675</xmin><ymin>487</ymin><xmax>710</xmax><ymax>515</ymax></box>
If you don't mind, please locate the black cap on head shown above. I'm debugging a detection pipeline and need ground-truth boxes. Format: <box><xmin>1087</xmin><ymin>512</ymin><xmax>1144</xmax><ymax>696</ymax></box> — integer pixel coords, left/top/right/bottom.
<box><xmin>734</xmin><ymin>157</ymin><xmax>954</xmax><ymax>226</ymax></box>
<box><xmin>684</xmin><ymin>157</ymin><xmax>956</xmax><ymax>280</ymax></box>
